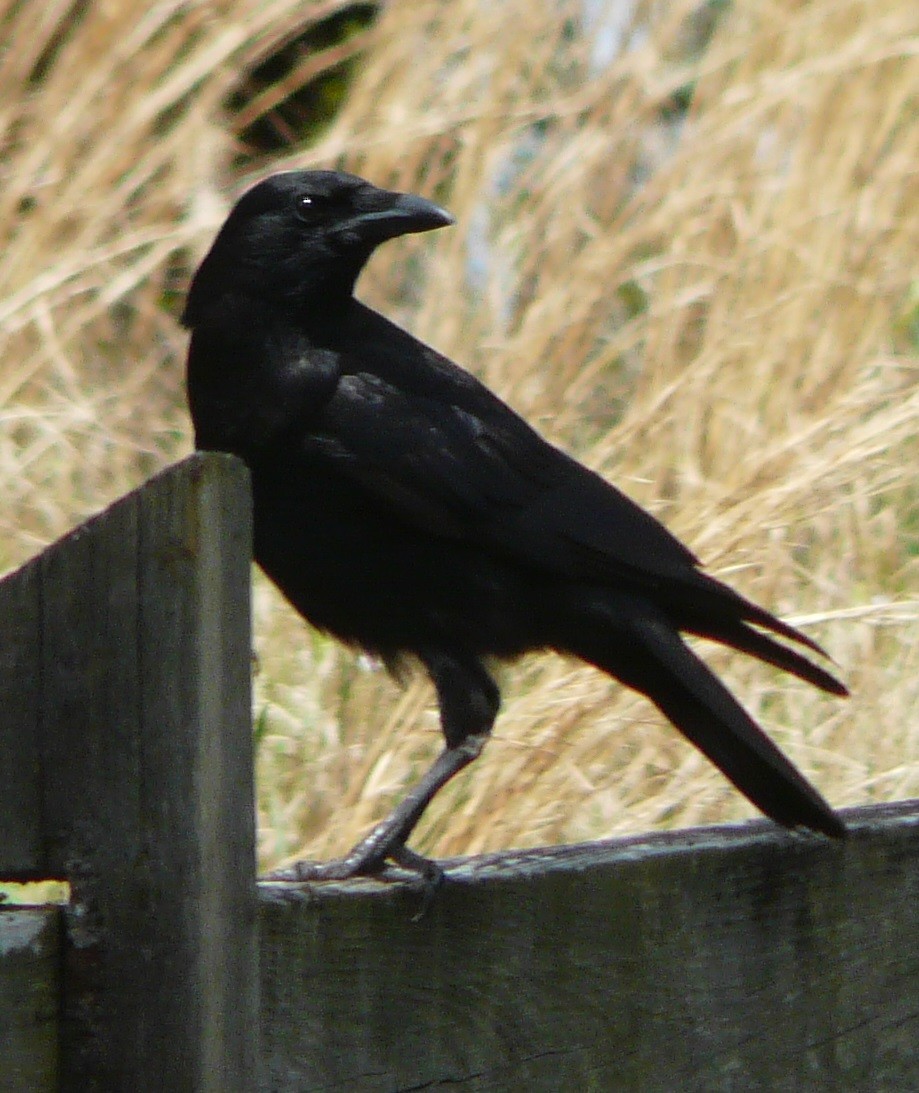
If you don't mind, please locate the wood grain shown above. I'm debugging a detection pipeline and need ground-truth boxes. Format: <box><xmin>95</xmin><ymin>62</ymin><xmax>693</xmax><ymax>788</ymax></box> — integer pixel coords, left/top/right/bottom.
<box><xmin>259</xmin><ymin>801</ymin><xmax>919</xmax><ymax>1091</ymax></box>
<box><xmin>0</xmin><ymin>453</ymin><xmax>258</xmax><ymax>1091</ymax></box>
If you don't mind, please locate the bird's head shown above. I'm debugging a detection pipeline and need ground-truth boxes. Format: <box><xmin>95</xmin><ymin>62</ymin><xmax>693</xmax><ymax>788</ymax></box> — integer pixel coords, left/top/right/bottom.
<box><xmin>182</xmin><ymin>170</ymin><xmax>454</xmax><ymax>327</ymax></box>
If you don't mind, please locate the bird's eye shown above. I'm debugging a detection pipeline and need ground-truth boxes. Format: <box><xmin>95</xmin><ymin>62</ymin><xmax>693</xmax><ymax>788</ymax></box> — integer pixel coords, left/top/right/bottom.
<box><xmin>295</xmin><ymin>194</ymin><xmax>321</xmax><ymax>221</ymax></box>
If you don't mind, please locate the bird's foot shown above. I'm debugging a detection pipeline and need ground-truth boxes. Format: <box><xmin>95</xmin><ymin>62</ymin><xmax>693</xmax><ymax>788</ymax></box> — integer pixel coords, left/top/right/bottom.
<box><xmin>264</xmin><ymin>830</ymin><xmax>445</xmax><ymax>918</ymax></box>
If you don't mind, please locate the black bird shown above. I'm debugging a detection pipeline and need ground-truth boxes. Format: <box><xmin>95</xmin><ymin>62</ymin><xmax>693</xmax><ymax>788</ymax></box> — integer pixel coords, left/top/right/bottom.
<box><xmin>183</xmin><ymin>169</ymin><xmax>847</xmax><ymax>882</ymax></box>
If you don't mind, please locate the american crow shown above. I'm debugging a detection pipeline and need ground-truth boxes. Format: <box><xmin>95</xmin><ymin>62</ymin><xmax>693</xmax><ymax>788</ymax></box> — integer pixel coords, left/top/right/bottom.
<box><xmin>183</xmin><ymin>170</ymin><xmax>847</xmax><ymax>882</ymax></box>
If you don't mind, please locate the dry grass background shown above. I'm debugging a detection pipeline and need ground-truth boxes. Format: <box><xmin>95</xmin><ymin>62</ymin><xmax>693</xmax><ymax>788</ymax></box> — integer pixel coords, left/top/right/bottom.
<box><xmin>1</xmin><ymin>0</ymin><xmax>916</xmax><ymax>870</ymax></box>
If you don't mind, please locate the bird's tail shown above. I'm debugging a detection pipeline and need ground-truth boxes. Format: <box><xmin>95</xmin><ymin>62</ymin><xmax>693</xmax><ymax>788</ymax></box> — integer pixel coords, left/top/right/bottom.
<box><xmin>572</xmin><ymin>612</ymin><xmax>846</xmax><ymax>838</ymax></box>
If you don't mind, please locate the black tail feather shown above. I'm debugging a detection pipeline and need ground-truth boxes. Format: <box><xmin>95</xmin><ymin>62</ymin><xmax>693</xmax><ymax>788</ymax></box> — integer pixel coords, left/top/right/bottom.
<box><xmin>683</xmin><ymin>615</ymin><xmax>848</xmax><ymax>697</ymax></box>
<box><xmin>674</xmin><ymin>569</ymin><xmax>838</xmax><ymax>663</ymax></box>
<box><xmin>578</xmin><ymin>612</ymin><xmax>846</xmax><ymax>838</ymax></box>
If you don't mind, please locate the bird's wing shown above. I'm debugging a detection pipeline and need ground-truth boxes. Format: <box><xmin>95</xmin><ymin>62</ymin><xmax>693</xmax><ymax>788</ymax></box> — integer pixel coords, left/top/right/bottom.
<box><xmin>300</xmin><ymin>360</ymin><xmax>700</xmax><ymax>589</ymax></box>
<box><xmin>294</xmin><ymin>315</ymin><xmax>837</xmax><ymax>671</ymax></box>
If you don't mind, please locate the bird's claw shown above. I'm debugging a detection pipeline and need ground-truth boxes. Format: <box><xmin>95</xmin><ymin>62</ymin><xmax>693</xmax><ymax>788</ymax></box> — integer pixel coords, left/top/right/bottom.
<box><xmin>265</xmin><ymin>844</ymin><xmax>445</xmax><ymax>919</ymax></box>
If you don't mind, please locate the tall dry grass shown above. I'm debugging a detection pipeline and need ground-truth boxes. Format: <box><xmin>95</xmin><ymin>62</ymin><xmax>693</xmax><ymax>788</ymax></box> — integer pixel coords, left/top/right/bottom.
<box><xmin>1</xmin><ymin>0</ymin><xmax>916</xmax><ymax>870</ymax></box>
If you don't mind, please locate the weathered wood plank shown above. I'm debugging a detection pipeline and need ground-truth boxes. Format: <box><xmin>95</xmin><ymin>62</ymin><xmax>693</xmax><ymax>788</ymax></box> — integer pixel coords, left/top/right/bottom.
<box><xmin>0</xmin><ymin>908</ymin><xmax>60</xmax><ymax>1091</ymax></box>
<box><xmin>1</xmin><ymin>453</ymin><xmax>258</xmax><ymax>1091</ymax></box>
<box><xmin>259</xmin><ymin>800</ymin><xmax>919</xmax><ymax>1091</ymax></box>
<box><xmin>135</xmin><ymin>451</ymin><xmax>258</xmax><ymax>1088</ymax></box>
<box><xmin>0</xmin><ymin>554</ymin><xmax>43</xmax><ymax>873</ymax></box>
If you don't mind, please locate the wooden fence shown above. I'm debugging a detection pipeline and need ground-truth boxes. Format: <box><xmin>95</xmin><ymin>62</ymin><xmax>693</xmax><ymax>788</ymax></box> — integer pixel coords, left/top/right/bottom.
<box><xmin>2</xmin><ymin>453</ymin><xmax>917</xmax><ymax>1091</ymax></box>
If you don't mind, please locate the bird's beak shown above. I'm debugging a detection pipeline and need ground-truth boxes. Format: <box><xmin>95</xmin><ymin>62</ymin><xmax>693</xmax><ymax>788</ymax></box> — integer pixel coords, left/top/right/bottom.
<box><xmin>336</xmin><ymin>190</ymin><xmax>455</xmax><ymax>245</ymax></box>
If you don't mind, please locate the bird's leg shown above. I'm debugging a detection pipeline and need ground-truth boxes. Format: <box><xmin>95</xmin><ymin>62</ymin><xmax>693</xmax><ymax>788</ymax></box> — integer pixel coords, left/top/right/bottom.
<box><xmin>267</xmin><ymin>653</ymin><xmax>499</xmax><ymax>888</ymax></box>
<box><xmin>271</xmin><ymin>737</ymin><xmax>486</xmax><ymax>884</ymax></box>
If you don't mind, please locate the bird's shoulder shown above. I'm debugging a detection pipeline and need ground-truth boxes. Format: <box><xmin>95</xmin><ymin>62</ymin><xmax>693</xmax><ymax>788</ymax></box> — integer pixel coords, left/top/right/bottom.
<box><xmin>338</xmin><ymin>304</ymin><xmax>528</xmax><ymax>413</ymax></box>
<box><xmin>310</xmin><ymin>303</ymin><xmax>703</xmax><ymax>583</ymax></box>
<box><xmin>313</xmin><ymin>301</ymin><xmax>565</xmax><ymax>487</ymax></box>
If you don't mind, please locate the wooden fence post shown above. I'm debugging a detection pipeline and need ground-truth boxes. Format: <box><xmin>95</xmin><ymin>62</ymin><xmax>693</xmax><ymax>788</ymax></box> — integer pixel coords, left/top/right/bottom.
<box><xmin>0</xmin><ymin>453</ymin><xmax>257</xmax><ymax>1091</ymax></box>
